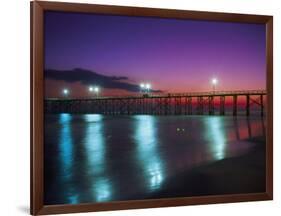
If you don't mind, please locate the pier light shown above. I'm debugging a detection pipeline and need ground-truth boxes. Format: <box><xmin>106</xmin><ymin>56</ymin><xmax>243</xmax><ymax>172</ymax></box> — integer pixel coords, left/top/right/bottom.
<box><xmin>211</xmin><ymin>78</ymin><xmax>218</xmax><ymax>92</ymax></box>
<box><xmin>146</xmin><ymin>83</ymin><xmax>151</xmax><ymax>90</ymax></box>
<box><xmin>63</xmin><ymin>88</ymin><xmax>69</xmax><ymax>96</ymax></box>
<box><xmin>94</xmin><ymin>87</ymin><xmax>99</xmax><ymax>93</ymax></box>
<box><xmin>146</xmin><ymin>83</ymin><xmax>151</xmax><ymax>93</ymax></box>
<box><xmin>140</xmin><ymin>82</ymin><xmax>151</xmax><ymax>93</ymax></box>
<box><xmin>93</xmin><ymin>86</ymin><xmax>100</xmax><ymax>97</ymax></box>
<box><xmin>89</xmin><ymin>86</ymin><xmax>94</xmax><ymax>92</ymax></box>
<box><xmin>89</xmin><ymin>86</ymin><xmax>99</xmax><ymax>96</ymax></box>
<box><xmin>212</xmin><ymin>78</ymin><xmax>218</xmax><ymax>85</ymax></box>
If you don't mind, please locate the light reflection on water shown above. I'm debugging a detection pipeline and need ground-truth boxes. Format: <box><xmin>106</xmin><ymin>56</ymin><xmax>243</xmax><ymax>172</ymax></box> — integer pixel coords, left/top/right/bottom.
<box><xmin>45</xmin><ymin>114</ymin><xmax>265</xmax><ymax>205</ymax></box>
<box><xmin>83</xmin><ymin>114</ymin><xmax>105</xmax><ymax>175</ymax></box>
<box><xmin>83</xmin><ymin>114</ymin><xmax>113</xmax><ymax>202</ymax></box>
<box><xmin>134</xmin><ymin>115</ymin><xmax>164</xmax><ymax>190</ymax></box>
<box><xmin>93</xmin><ymin>178</ymin><xmax>112</xmax><ymax>202</ymax></box>
<box><xmin>58</xmin><ymin>113</ymin><xmax>78</xmax><ymax>204</ymax></box>
<box><xmin>59</xmin><ymin>113</ymin><xmax>73</xmax><ymax>177</ymax></box>
<box><xmin>204</xmin><ymin>117</ymin><xmax>226</xmax><ymax>160</ymax></box>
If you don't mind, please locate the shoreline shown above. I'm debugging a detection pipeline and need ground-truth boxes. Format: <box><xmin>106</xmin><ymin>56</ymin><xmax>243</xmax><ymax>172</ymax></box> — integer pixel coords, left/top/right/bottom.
<box><xmin>146</xmin><ymin>137</ymin><xmax>266</xmax><ymax>200</ymax></box>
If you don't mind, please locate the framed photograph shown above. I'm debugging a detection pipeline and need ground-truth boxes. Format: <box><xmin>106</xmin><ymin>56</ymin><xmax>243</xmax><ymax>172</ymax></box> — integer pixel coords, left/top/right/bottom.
<box><xmin>31</xmin><ymin>1</ymin><xmax>273</xmax><ymax>215</ymax></box>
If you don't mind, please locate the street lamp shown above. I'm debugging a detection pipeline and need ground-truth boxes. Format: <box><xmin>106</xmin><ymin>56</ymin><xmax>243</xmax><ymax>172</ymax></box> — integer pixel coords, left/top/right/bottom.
<box><xmin>140</xmin><ymin>83</ymin><xmax>145</xmax><ymax>88</ymax></box>
<box><xmin>145</xmin><ymin>83</ymin><xmax>151</xmax><ymax>93</ymax></box>
<box><xmin>94</xmin><ymin>86</ymin><xmax>99</xmax><ymax>97</ymax></box>
<box><xmin>140</xmin><ymin>83</ymin><xmax>145</xmax><ymax>93</ymax></box>
<box><xmin>140</xmin><ymin>82</ymin><xmax>151</xmax><ymax>93</ymax></box>
<box><xmin>89</xmin><ymin>86</ymin><xmax>100</xmax><ymax>97</ymax></box>
<box><xmin>140</xmin><ymin>83</ymin><xmax>146</xmax><ymax>92</ymax></box>
<box><xmin>63</xmin><ymin>88</ymin><xmax>69</xmax><ymax>96</ymax></box>
<box><xmin>211</xmin><ymin>78</ymin><xmax>218</xmax><ymax>92</ymax></box>
<box><xmin>89</xmin><ymin>86</ymin><xmax>94</xmax><ymax>92</ymax></box>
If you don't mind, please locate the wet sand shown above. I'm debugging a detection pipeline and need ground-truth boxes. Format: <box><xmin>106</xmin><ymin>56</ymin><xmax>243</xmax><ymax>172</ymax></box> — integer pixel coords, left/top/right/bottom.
<box><xmin>148</xmin><ymin>137</ymin><xmax>265</xmax><ymax>199</ymax></box>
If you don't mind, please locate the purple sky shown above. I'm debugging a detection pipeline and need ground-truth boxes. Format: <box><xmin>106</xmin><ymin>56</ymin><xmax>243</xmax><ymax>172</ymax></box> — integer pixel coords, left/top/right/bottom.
<box><xmin>44</xmin><ymin>11</ymin><xmax>266</xmax><ymax>97</ymax></box>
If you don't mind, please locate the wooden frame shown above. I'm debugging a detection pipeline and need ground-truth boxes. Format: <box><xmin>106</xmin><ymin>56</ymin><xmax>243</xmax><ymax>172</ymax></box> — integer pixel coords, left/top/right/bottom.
<box><xmin>31</xmin><ymin>1</ymin><xmax>273</xmax><ymax>215</ymax></box>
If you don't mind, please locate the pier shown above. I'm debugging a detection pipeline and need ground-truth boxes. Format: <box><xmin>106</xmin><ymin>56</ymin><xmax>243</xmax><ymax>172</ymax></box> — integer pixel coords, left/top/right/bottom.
<box><xmin>45</xmin><ymin>90</ymin><xmax>266</xmax><ymax>116</ymax></box>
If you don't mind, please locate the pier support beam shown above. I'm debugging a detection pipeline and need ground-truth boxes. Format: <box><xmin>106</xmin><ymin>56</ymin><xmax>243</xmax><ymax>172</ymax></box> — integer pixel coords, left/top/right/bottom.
<box><xmin>220</xmin><ymin>96</ymin><xmax>225</xmax><ymax>115</ymax></box>
<box><xmin>188</xmin><ymin>97</ymin><xmax>192</xmax><ymax>115</ymax></box>
<box><xmin>208</xmin><ymin>96</ymin><xmax>214</xmax><ymax>115</ymax></box>
<box><xmin>197</xmin><ymin>96</ymin><xmax>204</xmax><ymax>115</ymax></box>
<box><xmin>184</xmin><ymin>97</ymin><xmax>188</xmax><ymax>115</ymax></box>
<box><xmin>260</xmin><ymin>94</ymin><xmax>264</xmax><ymax>117</ymax></box>
<box><xmin>164</xmin><ymin>98</ymin><xmax>169</xmax><ymax>115</ymax></box>
<box><xmin>175</xmin><ymin>97</ymin><xmax>181</xmax><ymax>115</ymax></box>
<box><xmin>233</xmin><ymin>95</ymin><xmax>237</xmax><ymax>116</ymax></box>
<box><xmin>246</xmin><ymin>95</ymin><xmax>250</xmax><ymax>116</ymax></box>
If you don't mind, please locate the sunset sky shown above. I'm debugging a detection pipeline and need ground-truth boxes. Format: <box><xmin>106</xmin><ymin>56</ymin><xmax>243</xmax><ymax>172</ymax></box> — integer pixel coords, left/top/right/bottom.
<box><xmin>44</xmin><ymin>11</ymin><xmax>266</xmax><ymax>98</ymax></box>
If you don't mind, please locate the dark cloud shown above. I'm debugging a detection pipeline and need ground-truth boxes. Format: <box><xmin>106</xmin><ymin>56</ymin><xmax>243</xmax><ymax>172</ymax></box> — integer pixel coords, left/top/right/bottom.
<box><xmin>45</xmin><ymin>68</ymin><xmax>162</xmax><ymax>93</ymax></box>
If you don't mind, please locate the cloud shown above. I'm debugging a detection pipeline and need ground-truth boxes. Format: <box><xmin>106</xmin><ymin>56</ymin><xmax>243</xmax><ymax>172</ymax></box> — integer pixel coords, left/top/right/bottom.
<box><xmin>45</xmin><ymin>68</ymin><xmax>162</xmax><ymax>93</ymax></box>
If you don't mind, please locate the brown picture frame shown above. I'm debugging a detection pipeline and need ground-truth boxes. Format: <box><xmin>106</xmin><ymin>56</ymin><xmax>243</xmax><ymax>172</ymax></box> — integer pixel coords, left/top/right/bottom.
<box><xmin>31</xmin><ymin>1</ymin><xmax>273</xmax><ymax>215</ymax></box>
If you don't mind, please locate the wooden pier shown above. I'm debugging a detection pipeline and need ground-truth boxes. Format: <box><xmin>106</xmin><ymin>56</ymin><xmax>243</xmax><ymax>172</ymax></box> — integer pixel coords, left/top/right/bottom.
<box><xmin>45</xmin><ymin>90</ymin><xmax>266</xmax><ymax>116</ymax></box>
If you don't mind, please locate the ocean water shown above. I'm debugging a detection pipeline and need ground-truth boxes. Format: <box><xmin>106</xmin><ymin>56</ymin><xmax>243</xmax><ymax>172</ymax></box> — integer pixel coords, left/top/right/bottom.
<box><xmin>44</xmin><ymin>114</ymin><xmax>266</xmax><ymax>205</ymax></box>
